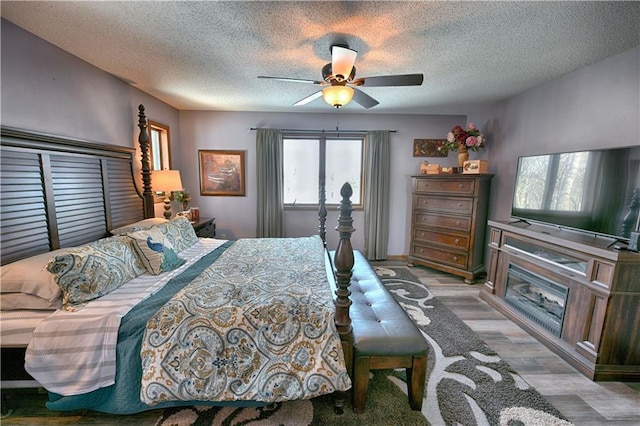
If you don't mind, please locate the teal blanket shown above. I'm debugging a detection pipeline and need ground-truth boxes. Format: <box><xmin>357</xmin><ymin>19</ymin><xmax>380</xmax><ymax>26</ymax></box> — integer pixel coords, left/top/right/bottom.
<box><xmin>45</xmin><ymin>241</ymin><xmax>260</xmax><ymax>414</ymax></box>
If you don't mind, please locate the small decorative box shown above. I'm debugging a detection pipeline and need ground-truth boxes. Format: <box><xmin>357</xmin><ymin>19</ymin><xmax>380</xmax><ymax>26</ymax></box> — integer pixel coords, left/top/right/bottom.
<box><xmin>425</xmin><ymin>164</ymin><xmax>441</xmax><ymax>174</ymax></box>
<box><xmin>462</xmin><ymin>160</ymin><xmax>488</xmax><ymax>174</ymax></box>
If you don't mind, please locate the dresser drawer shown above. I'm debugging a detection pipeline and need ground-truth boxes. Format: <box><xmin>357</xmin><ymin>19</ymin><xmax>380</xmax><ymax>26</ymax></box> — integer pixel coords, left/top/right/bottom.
<box><xmin>413</xmin><ymin>228</ymin><xmax>470</xmax><ymax>250</ymax></box>
<box><xmin>415</xmin><ymin>178</ymin><xmax>475</xmax><ymax>195</ymax></box>
<box><xmin>414</xmin><ymin>212</ymin><xmax>472</xmax><ymax>233</ymax></box>
<box><xmin>411</xmin><ymin>243</ymin><xmax>468</xmax><ymax>268</ymax></box>
<box><xmin>414</xmin><ymin>195</ymin><xmax>474</xmax><ymax>214</ymax></box>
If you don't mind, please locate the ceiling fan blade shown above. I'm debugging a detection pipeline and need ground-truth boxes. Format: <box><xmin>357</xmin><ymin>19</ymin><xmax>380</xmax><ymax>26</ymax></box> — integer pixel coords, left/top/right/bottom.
<box><xmin>258</xmin><ymin>76</ymin><xmax>324</xmax><ymax>85</ymax></box>
<box><xmin>352</xmin><ymin>88</ymin><xmax>379</xmax><ymax>109</ymax></box>
<box><xmin>293</xmin><ymin>91</ymin><xmax>323</xmax><ymax>106</ymax></box>
<box><xmin>353</xmin><ymin>73</ymin><xmax>424</xmax><ymax>87</ymax></box>
<box><xmin>332</xmin><ymin>46</ymin><xmax>357</xmax><ymax>82</ymax></box>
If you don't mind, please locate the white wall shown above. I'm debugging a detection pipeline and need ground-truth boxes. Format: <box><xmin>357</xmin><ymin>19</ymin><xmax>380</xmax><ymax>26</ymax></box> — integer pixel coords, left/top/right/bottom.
<box><xmin>468</xmin><ymin>46</ymin><xmax>640</xmax><ymax>223</ymax></box>
<box><xmin>179</xmin><ymin>111</ymin><xmax>465</xmax><ymax>253</ymax></box>
<box><xmin>1</xmin><ymin>19</ymin><xmax>181</xmax><ymax>218</ymax></box>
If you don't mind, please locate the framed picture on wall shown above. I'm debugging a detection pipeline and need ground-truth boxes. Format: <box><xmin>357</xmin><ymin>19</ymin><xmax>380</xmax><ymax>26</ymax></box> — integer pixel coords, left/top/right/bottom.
<box><xmin>198</xmin><ymin>150</ymin><xmax>246</xmax><ymax>196</ymax></box>
<box><xmin>413</xmin><ymin>139</ymin><xmax>447</xmax><ymax>157</ymax></box>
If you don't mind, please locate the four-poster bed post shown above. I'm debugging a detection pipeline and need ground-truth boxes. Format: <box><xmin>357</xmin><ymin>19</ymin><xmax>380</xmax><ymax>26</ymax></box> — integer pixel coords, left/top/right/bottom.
<box><xmin>138</xmin><ymin>105</ymin><xmax>155</xmax><ymax>219</ymax></box>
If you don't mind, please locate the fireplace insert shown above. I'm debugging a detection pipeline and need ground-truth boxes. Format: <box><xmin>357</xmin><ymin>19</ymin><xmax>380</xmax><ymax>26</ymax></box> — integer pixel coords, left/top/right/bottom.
<box><xmin>504</xmin><ymin>264</ymin><xmax>568</xmax><ymax>337</ymax></box>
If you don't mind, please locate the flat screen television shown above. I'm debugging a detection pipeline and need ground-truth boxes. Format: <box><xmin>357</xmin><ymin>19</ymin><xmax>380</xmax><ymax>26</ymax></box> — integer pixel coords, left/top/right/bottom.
<box><xmin>510</xmin><ymin>145</ymin><xmax>640</xmax><ymax>242</ymax></box>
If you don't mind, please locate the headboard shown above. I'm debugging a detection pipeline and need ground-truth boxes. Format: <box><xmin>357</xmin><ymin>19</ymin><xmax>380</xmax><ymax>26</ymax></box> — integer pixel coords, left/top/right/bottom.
<box><xmin>0</xmin><ymin>120</ymin><xmax>148</xmax><ymax>265</ymax></box>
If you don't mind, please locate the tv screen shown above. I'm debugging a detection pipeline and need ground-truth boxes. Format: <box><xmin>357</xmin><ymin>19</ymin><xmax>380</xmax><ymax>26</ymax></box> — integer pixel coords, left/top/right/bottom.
<box><xmin>511</xmin><ymin>146</ymin><xmax>640</xmax><ymax>242</ymax></box>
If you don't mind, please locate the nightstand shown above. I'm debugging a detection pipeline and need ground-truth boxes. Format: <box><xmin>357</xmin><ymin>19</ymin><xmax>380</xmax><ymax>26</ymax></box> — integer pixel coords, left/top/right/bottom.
<box><xmin>191</xmin><ymin>217</ymin><xmax>216</xmax><ymax>238</ymax></box>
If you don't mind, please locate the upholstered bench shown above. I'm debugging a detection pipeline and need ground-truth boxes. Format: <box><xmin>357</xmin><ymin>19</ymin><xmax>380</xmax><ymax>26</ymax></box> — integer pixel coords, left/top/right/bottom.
<box><xmin>331</xmin><ymin>250</ymin><xmax>429</xmax><ymax>414</ymax></box>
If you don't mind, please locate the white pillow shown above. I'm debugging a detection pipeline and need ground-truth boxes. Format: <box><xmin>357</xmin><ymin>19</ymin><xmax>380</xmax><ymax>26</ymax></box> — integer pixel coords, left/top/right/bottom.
<box><xmin>1</xmin><ymin>250</ymin><xmax>65</xmax><ymax>301</ymax></box>
<box><xmin>0</xmin><ymin>293</ymin><xmax>61</xmax><ymax>311</ymax></box>
<box><xmin>110</xmin><ymin>217</ymin><xmax>168</xmax><ymax>235</ymax></box>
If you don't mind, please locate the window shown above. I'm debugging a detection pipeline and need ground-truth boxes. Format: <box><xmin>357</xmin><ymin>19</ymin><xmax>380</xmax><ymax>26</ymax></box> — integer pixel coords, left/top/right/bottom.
<box><xmin>283</xmin><ymin>135</ymin><xmax>363</xmax><ymax>207</ymax></box>
<box><xmin>148</xmin><ymin>120</ymin><xmax>171</xmax><ymax>171</ymax></box>
<box><xmin>148</xmin><ymin>120</ymin><xmax>172</xmax><ymax>201</ymax></box>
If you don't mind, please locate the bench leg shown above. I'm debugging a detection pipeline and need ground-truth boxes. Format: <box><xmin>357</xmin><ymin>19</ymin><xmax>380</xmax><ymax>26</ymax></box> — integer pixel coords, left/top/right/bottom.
<box><xmin>353</xmin><ymin>356</ymin><xmax>370</xmax><ymax>414</ymax></box>
<box><xmin>407</xmin><ymin>355</ymin><xmax>427</xmax><ymax>411</ymax></box>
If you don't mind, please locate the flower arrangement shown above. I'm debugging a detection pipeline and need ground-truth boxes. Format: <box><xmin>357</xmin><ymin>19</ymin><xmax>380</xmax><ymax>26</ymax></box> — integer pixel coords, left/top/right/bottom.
<box><xmin>173</xmin><ymin>190</ymin><xmax>191</xmax><ymax>210</ymax></box>
<box><xmin>438</xmin><ymin>123</ymin><xmax>485</xmax><ymax>154</ymax></box>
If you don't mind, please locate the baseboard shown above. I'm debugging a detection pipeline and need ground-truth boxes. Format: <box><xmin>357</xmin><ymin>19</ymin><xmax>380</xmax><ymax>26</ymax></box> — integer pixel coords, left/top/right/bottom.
<box><xmin>386</xmin><ymin>255</ymin><xmax>408</xmax><ymax>261</ymax></box>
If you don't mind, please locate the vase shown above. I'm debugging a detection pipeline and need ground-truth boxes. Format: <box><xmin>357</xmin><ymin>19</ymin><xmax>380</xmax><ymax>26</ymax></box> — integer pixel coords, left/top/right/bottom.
<box><xmin>457</xmin><ymin>150</ymin><xmax>469</xmax><ymax>168</ymax></box>
<box><xmin>181</xmin><ymin>201</ymin><xmax>189</xmax><ymax>212</ymax></box>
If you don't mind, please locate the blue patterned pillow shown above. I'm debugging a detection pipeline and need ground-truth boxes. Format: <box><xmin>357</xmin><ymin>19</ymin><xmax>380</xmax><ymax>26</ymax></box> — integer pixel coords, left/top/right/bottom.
<box><xmin>157</xmin><ymin>217</ymin><xmax>199</xmax><ymax>253</ymax></box>
<box><xmin>45</xmin><ymin>236</ymin><xmax>146</xmax><ymax>311</ymax></box>
<box><xmin>129</xmin><ymin>227</ymin><xmax>185</xmax><ymax>275</ymax></box>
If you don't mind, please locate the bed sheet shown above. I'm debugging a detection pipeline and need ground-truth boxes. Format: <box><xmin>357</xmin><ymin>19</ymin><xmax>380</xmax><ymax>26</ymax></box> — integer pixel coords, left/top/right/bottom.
<box><xmin>0</xmin><ymin>310</ymin><xmax>54</xmax><ymax>348</ymax></box>
<box><xmin>25</xmin><ymin>238</ymin><xmax>228</xmax><ymax>396</ymax></box>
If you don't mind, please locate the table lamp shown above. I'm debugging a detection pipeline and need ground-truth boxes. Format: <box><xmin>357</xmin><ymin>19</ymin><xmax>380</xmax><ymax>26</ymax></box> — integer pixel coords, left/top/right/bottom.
<box><xmin>152</xmin><ymin>169</ymin><xmax>183</xmax><ymax>219</ymax></box>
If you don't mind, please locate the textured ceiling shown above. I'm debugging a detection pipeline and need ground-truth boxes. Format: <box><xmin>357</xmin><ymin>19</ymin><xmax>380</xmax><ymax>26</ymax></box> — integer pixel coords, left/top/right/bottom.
<box><xmin>2</xmin><ymin>1</ymin><xmax>639</xmax><ymax>114</ymax></box>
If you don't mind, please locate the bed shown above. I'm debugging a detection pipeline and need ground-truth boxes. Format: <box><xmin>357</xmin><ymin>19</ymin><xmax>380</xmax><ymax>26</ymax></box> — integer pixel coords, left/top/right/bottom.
<box><xmin>0</xmin><ymin>106</ymin><xmax>357</xmax><ymax>414</ymax></box>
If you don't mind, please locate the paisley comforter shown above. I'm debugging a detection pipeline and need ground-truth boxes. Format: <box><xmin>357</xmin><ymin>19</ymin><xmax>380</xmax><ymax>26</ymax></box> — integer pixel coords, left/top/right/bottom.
<box><xmin>140</xmin><ymin>235</ymin><xmax>351</xmax><ymax>405</ymax></box>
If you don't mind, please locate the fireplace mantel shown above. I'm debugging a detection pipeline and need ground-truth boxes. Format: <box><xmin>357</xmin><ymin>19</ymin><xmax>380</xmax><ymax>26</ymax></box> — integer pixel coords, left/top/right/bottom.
<box><xmin>480</xmin><ymin>220</ymin><xmax>640</xmax><ymax>381</ymax></box>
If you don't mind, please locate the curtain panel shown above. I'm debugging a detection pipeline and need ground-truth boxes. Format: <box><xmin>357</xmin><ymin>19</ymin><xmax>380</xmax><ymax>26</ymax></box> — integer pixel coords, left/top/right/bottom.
<box><xmin>256</xmin><ymin>129</ymin><xmax>284</xmax><ymax>237</ymax></box>
<box><xmin>364</xmin><ymin>130</ymin><xmax>391</xmax><ymax>260</ymax></box>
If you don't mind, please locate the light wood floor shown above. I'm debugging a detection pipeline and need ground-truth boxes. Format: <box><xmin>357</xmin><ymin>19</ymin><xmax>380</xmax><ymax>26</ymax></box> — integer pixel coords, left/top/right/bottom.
<box><xmin>379</xmin><ymin>261</ymin><xmax>640</xmax><ymax>426</ymax></box>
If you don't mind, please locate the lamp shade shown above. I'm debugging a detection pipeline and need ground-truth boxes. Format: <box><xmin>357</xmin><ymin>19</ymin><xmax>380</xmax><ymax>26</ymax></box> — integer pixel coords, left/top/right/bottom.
<box><xmin>322</xmin><ymin>86</ymin><xmax>354</xmax><ymax>108</ymax></box>
<box><xmin>152</xmin><ymin>169</ymin><xmax>183</xmax><ymax>193</ymax></box>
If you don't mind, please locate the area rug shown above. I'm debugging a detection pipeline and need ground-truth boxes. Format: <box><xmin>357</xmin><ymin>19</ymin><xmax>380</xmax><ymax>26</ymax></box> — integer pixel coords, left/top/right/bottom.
<box><xmin>156</xmin><ymin>267</ymin><xmax>572</xmax><ymax>426</ymax></box>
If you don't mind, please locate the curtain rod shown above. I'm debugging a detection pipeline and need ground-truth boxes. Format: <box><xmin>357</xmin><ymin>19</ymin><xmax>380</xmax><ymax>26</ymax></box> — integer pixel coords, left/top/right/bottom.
<box><xmin>249</xmin><ymin>128</ymin><xmax>397</xmax><ymax>134</ymax></box>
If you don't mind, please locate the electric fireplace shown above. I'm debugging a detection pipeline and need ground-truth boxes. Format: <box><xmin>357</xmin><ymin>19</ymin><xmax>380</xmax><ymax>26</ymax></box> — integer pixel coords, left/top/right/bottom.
<box><xmin>504</xmin><ymin>264</ymin><xmax>568</xmax><ymax>337</ymax></box>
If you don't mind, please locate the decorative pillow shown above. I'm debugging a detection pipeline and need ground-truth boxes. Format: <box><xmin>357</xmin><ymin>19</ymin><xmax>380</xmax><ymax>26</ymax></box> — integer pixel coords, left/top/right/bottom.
<box><xmin>0</xmin><ymin>293</ymin><xmax>62</xmax><ymax>311</ymax></box>
<box><xmin>157</xmin><ymin>216</ymin><xmax>199</xmax><ymax>253</ymax></box>
<box><xmin>1</xmin><ymin>249</ymin><xmax>66</xmax><ymax>301</ymax></box>
<box><xmin>110</xmin><ymin>217</ymin><xmax>168</xmax><ymax>235</ymax></box>
<box><xmin>129</xmin><ymin>227</ymin><xmax>186</xmax><ymax>275</ymax></box>
<box><xmin>46</xmin><ymin>236</ymin><xmax>146</xmax><ymax>311</ymax></box>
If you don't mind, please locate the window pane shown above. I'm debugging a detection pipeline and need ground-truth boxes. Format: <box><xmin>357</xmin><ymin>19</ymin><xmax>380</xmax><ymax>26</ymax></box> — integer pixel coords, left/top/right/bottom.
<box><xmin>151</xmin><ymin>129</ymin><xmax>162</xmax><ymax>170</ymax></box>
<box><xmin>549</xmin><ymin>152</ymin><xmax>589</xmax><ymax>211</ymax></box>
<box><xmin>283</xmin><ymin>139</ymin><xmax>319</xmax><ymax>204</ymax></box>
<box><xmin>326</xmin><ymin>139</ymin><xmax>362</xmax><ymax>204</ymax></box>
<box><xmin>513</xmin><ymin>155</ymin><xmax>550</xmax><ymax>209</ymax></box>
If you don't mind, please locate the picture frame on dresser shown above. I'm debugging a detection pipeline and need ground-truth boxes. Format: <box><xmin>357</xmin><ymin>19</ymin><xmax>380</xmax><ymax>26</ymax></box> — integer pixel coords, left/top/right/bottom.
<box><xmin>198</xmin><ymin>150</ymin><xmax>246</xmax><ymax>196</ymax></box>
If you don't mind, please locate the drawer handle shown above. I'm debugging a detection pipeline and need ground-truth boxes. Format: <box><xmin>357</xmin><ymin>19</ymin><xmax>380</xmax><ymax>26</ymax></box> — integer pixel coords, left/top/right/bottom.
<box><xmin>419</xmin><ymin>248</ymin><xmax>424</xmax><ymax>254</ymax></box>
<box><xmin>458</xmin><ymin>183</ymin><xmax>463</xmax><ymax>188</ymax></box>
<box><xmin>454</xmin><ymin>238</ymin><xmax>460</xmax><ymax>243</ymax></box>
<box><xmin>453</xmin><ymin>256</ymin><xmax>458</xmax><ymax>261</ymax></box>
<box><xmin>420</xmin><ymin>232</ymin><xmax>425</xmax><ymax>237</ymax></box>
<box><xmin>457</xmin><ymin>202</ymin><xmax>463</xmax><ymax>207</ymax></box>
<box><xmin>423</xmin><ymin>200</ymin><xmax>428</xmax><ymax>205</ymax></box>
<box><xmin>456</xmin><ymin>220</ymin><xmax>461</xmax><ymax>226</ymax></box>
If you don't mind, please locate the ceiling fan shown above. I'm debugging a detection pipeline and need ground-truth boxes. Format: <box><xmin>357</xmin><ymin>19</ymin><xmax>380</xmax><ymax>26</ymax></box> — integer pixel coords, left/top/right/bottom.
<box><xmin>258</xmin><ymin>45</ymin><xmax>424</xmax><ymax>109</ymax></box>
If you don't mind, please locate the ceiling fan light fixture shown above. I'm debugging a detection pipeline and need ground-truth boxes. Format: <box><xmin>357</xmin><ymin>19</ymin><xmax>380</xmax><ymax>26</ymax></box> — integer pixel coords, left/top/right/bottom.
<box><xmin>331</xmin><ymin>46</ymin><xmax>357</xmax><ymax>81</ymax></box>
<box><xmin>322</xmin><ymin>86</ymin><xmax>354</xmax><ymax>108</ymax></box>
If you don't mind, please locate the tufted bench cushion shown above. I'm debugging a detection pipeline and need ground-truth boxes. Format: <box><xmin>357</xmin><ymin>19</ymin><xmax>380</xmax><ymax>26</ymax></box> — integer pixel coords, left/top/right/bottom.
<box><xmin>331</xmin><ymin>250</ymin><xmax>429</xmax><ymax>414</ymax></box>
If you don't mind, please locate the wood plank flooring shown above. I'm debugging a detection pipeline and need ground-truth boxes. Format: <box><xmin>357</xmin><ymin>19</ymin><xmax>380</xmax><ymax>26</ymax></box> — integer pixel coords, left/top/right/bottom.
<box><xmin>382</xmin><ymin>261</ymin><xmax>640</xmax><ymax>426</ymax></box>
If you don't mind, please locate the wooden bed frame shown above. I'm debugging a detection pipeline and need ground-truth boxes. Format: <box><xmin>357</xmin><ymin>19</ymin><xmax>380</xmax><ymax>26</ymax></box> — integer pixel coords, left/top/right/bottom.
<box><xmin>0</xmin><ymin>105</ymin><xmax>355</xmax><ymax>411</ymax></box>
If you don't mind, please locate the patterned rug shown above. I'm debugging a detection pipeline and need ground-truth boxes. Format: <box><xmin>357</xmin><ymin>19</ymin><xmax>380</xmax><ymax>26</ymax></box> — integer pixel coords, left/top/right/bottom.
<box><xmin>156</xmin><ymin>266</ymin><xmax>572</xmax><ymax>426</ymax></box>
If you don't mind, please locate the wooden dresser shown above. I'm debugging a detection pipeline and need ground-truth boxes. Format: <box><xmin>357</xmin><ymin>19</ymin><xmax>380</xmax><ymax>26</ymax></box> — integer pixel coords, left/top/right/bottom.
<box><xmin>408</xmin><ymin>174</ymin><xmax>493</xmax><ymax>283</ymax></box>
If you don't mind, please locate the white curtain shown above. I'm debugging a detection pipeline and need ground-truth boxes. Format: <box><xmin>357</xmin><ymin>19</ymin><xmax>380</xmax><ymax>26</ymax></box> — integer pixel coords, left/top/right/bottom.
<box><xmin>364</xmin><ymin>130</ymin><xmax>391</xmax><ymax>259</ymax></box>
<box><xmin>256</xmin><ymin>129</ymin><xmax>284</xmax><ymax>237</ymax></box>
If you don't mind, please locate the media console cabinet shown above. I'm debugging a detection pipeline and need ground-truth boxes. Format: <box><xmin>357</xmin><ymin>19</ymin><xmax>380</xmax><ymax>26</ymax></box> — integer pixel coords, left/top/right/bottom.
<box><xmin>480</xmin><ymin>220</ymin><xmax>640</xmax><ymax>381</ymax></box>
